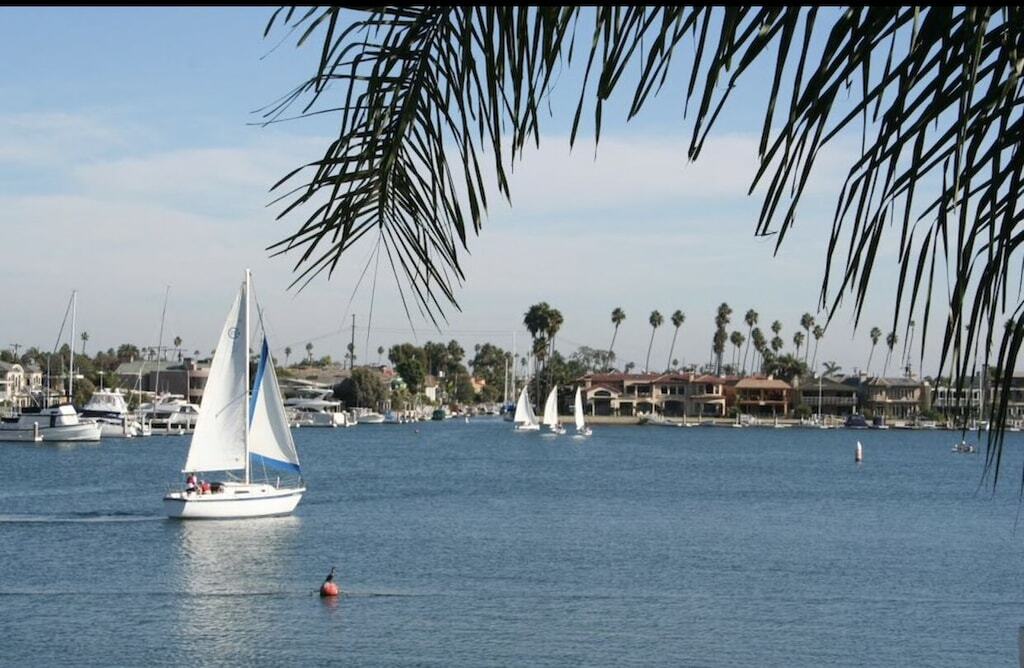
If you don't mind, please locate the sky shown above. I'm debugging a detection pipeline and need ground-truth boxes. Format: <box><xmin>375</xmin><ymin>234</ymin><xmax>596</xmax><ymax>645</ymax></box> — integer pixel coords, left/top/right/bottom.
<box><xmin>0</xmin><ymin>7</ymin><xmax>954</xmax><ymax>377</ymax></box>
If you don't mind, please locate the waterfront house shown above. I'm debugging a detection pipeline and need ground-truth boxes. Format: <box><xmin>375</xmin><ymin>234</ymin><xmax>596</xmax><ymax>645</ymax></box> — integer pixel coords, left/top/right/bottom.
<box><xmin>0</xmin><ymin>361</ymin><xmax>43</xmax><ymax>408</ymax></box>
<box><xmin>846</xmin><ymin>375</ymin><xmax>930</xmax><ymax>421</ymax></box>
<box><xmin>579</xmin><ymin>372</ymin><xmax>726</xmax><ymax>417</ymax></box>
<box><xmin>793</xmin><ymin>375</ymin><xmax>859</xmax><ymax>417</ymax></box>
<box><xmin>733</xmin><ymin>376</ymin><xmax>793</xmax><ymax>417</ymax></box>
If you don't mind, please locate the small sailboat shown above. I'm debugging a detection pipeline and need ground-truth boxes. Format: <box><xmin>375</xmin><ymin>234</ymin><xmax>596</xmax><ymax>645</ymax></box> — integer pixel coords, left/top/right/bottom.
<box><xmin>512</xmin><ymin>387</ymin><xmax>540</xmax><ymax>431</ymax></box>
<box><xmin>163</xmin><ymin>270</ymin><xmax>304</xmax><ymax>520</ymax></box>
<box><xmin>542</xmin><ymin>386</ymin><xmax>565</xmax><ymax>435</ymax></box>
<box><xmin>573</xmin><ymin>387</ymin><xmax>592</xmax><ymax>437</ymax></box>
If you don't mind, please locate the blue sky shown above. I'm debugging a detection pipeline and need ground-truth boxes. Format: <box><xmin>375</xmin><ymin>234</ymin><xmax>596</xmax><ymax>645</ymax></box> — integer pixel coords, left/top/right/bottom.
<box><xmin>1</xmin><ymin>7</ymin><xmax>946</xmax><ymax>377</ymax></box>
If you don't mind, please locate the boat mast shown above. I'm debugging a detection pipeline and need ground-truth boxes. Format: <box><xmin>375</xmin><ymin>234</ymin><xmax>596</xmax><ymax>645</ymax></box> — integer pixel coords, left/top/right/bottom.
<box><xmin>244</xmin><ymin>269</ymin><xmax>251</xmax><ymax>485</ymax></box>
<box><xmin>69</xmin><ymin>290</ymin><xmax>77</xmax><ymax>403</ymax></box>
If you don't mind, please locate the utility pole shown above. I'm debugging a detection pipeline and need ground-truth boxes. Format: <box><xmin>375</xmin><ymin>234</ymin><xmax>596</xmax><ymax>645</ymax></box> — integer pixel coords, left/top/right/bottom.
<box><xmin>350</xmin><ymin>314</ymin><xmax>356</xmax><ymax>371</ymax></box>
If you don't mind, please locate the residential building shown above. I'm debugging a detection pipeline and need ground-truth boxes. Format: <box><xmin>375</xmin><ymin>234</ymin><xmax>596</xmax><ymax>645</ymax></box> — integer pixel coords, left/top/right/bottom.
<box><xmin>579</xmin><ymin>372</ymin><xmax>727</xmax><ymax>417</ymax></box>
<box><xmin>793</xmin><ymin>375</ymin><xmax>859</xmax><ymax>416</ymax></box>
<box><xmin>846</xmin><ymin>375</ymin><xmax>930</xmax><ymax>420</ymax></box>
<box><xmin>734</xmin><ymin>376</ymin><xmax>793</xmax><ymax>417</ymax></box>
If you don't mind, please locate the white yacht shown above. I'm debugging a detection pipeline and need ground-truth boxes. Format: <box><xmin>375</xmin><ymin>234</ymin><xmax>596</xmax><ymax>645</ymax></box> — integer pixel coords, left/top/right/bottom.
<box><xmin>356</xmin><ymin>409</ymin><xmax>385</xmax><ymax>424</ymax></box>
<box><xmin>142</xmin><ymin>395</ymin><xmax>200</xmax><ymax>435</ymax></box>
<box><xmin>0</xmin><ymin>404</ymin><xmax>102</xmax><ymax>442</ymax></box>
<box><xmin>81</xmin><ymin>389</ymin><xmax>150</xmax><ymax>438</ymax></box>
<box><xmin>284</xmin><ymin>390</ymin><xmax>352</xmax><ymax>427</ymax></box>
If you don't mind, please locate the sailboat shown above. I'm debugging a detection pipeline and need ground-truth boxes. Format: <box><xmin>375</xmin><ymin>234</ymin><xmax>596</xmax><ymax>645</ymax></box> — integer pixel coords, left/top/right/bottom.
<box><xmin>542</xmin><ymin>386</ymin><xmax>565</xmax><ymax>434</ymax></box>
<box><xmin>163</xmin><ymin>270</ymin><xmax>304</xmax><ymax>520</ymax></box>
<box><xmin>573</xmin><ymin>386</ymin><xmax>592</xmax><ymax>437</ymax></box>
<box><xmin>512</xmin><ymin>386</ymin><xmax>540</xmax><ymax>431</ymax></box>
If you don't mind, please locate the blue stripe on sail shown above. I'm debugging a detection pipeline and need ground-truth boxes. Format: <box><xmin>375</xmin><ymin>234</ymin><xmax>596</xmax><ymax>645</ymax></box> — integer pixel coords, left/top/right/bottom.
<box><xmin>251</xmin><ymin>453</ymin><xmax>301</xmax><ymax>474</ymax></box>
<box><xmin>248</xmin><ymin>339</ymin><xmax>269</xmax><ymax>429</ymax></box>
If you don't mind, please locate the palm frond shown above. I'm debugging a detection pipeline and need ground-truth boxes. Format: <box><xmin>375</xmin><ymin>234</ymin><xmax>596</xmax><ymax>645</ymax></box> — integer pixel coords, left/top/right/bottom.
<box><xmin>264</xmin><ymin>6</ymin><xmax>1024</xmax><ymax>485</ymax></box>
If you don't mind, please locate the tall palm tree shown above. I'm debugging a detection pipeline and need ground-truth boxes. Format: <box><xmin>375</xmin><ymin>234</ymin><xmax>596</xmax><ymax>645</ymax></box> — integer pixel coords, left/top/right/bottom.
<box><xmin>713</xmin><ymin>303</ymin><xmax>733</xmax><ymax>375</ymax></box>
<box><xmin>272</xmin><ymin>7</ymin><xmax>1024</xmax><ymax>483</ymax></box>
<box><xmin>524</xmin><ymin>302</ymin><xmax>552</xmax><ymax>399</ymax></box>
<box><xmin>799</xmin><ymin>313</ymin><xmax>815</xmax><ymax>365</ymax></box>
<box><xmin>771</xmin><ymin>320</ymin><xmax>782</xmax><ymax>338</ymax></box>
<box><xmin>305</xmin><ymin>342</ymin><xmax>313</xmax><ymax>363</ymax></box>
<box><xmin>810</xmin><ymin>325</ymin><xmax>824</xmax><ymax>370</ymax></box>
<box><xmin>645</xmin><ymin>311</ymin><xmax>663</xmax><ymax>373</ymax></box>
<box><xmin>751</xmin><ymin>327</ymin><xmax>766</xmax><ymax>374</ymax></box>
<box><xmin>770</xmin><ymin>335</ymin><xmax>784</xmax><ymax>355</ymax></box>
<box><xmin>80</xmin><ymin>331</ymin><xmax>89</xmax><ymax>356</ymax></box>
<box><xmin>546</xmin><ymin>308</ymin><xmax>564</xmax><ymax>358</ymax></box>
<box><xmin>173</xmin><ymin>336</ymin><xmax>183</xmax><ymax>361</ymax></box>
<box><xmin>608</xmin><ymin>308</ymin><xmax>626</xmax><ymax>369</ymax></box>
<box><xmin>729</xmin><ymin>331</ymin><xmax>745</xmax><ymax>371</ymax></box>
<box><xmin>882</xmin><ymin>331</ymin><xmax>898</xmax><ymax>377</ymax></box>
<box><xmin>866</xmin><ymin>327</ymin><xmax>882</xmax><ymax>375</ymax></box>
<box><xmin>823</xmin><ymin>361</ymin><xmax>842</xmax><ymax>377</ymax></box>
<box><xmin>666</xmin><ymin>310</ymin><xmax>685</xmax><ymax>372</ymax></box>
<box><xmin>378</xmin><ymin>345</ymin><xmax>385</xmax><ymax>363</ymax></box>
<box><xmin>742</xmin><ymin>309</ymin><xmax>758</xmax><ymax>375</ymax></box>
<box><xmin>284</xmin><ymin>346</ymin><xmax>292</xmax><ymax>366</ymax></box>
<box><xmin>793</xmin><ymin>332</ymin><xmax>805</xmax><ymax>359</ymax></box>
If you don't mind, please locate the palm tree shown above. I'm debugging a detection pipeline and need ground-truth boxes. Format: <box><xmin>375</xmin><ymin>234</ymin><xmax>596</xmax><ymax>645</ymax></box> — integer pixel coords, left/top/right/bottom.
<box><xmin>305</xmin><ymin>342</ymin><xmax>313</xmax><ymax>363</ymax></box>
<box><xmin>284</xmin><ymin>346</ymin><xmax>292</xmax><ymax>366</ymax></box>
<box><xmin>80</xmin><ymin>331</ymin><xmax>89</xmax><ymax>356</ymax></box>
<box><xmin>377</xmin><ymin>345</ymin><xmax>385</xmax><ymax>363</ymax></box>
<box><xmin>823</xmin><ymin>361</ymin><xmax>842</xmax><ymax>377</ymax></box>
<box><xmin>666</xmin><ymin>310</ymin><xmax>685</xmax><ymax>372</ymax></box>
<box><xmin>771</xmin><ymin>320</ymin><xmax>782</xmax><ymax>338</ymax></box>
<box><xmin>729</xmin><ymin>331</ymin><xmax>745</xmax><ymax>371</ymax></box>
<box><xmin>866</xmin><ymin>327</ymin><xmax>882</xmax><ymax>375</ymax></box>
<box><xmin>751</xmin><ymin>327</ymin><xmax>766</xmax><ymax>374</ymax></box>
<box><xmin>271</xmin><ymin>7</ymin><xmax>1024</xmax><ymax>482</ymax></box>
<box><xmin>713</xmin><ymin>303</ymin><xmax>732</xmax><ymax>375</ymax></box>
<box><xmin>793</xmin><ymin>331</ymin><xmax>805</xmax><ymax>359</ymax></box>
<box><xmin>524</xmin><ymin>302</ymin><xmax>552</xmax><ymax>399</ymax></box>
<box><xmin>770</xmin><ymin>335</ymin><xmax>784</xmax><ymax>355</ymax></box>
<box><xmin>882</xmin><ymin>331</ymin><xmax>898</xmax><ymax>377</ymax></box>
<box><xmin>810</xmin><ymin>325</ymin><xmax>824</xmax><ymax>370</ymax></box>
<box><xmin>173</xmin><ymin>336</ymin><xmax>183</xmax><ymax>361</ymax></box>
<box><xmin>546</xmin><ymin>308</ymin><xmax>564</xmax><ymax>358</ymax></box>
<box><xmin>799</xmin><ymin>313</ymin><xmax>815</xmax><ymax>365</ymax></box>
<box><xmin>608</xmin><ymin>308</ymin><xmax>626</xmax><ymax>369</ymax></box>
<box><xmin>645</xmin><ymin>311</ymin><xmax>663</xmax><ymax>373</ymax></box>
<box><xmin>742</xmin><ymin>310</ymin><xmax>758</xmax><ymax>375</ymax></box>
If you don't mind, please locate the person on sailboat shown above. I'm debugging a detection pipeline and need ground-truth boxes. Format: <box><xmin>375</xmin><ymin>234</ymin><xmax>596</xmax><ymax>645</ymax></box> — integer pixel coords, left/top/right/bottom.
<box><xmin>185</xmin><ymin>473</ymin><xmax>198</xmax><ymax>495</ymax></box>
<box><xmin>320</xmin><ymin>566</ymin><xmax>340</xmax><ymax>597</ymax></box>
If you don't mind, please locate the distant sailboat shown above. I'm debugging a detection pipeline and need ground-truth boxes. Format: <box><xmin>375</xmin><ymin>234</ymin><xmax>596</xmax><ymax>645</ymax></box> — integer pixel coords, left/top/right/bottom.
<box><xmin>513</xmin><ymin>387</ymin><xmax>540</xmax><ymax>431</ymax></box>
<box><xmin>543</xmin><ymin>387</ymin><xmax>565</xmax><ymax>434</ymax></box>
<box><xmin>163</xmin><ymin>270</ymin><xmax>304</xmax><ymax>519</ymax></box>
<box><xmin>573</xmin><ymin>386</ymin><xmax>592</xmax><ymax>437</ymax></box>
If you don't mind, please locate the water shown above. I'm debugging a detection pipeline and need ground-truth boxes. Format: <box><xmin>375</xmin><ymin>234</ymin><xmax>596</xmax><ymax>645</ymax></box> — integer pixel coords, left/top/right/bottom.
<box><xmin>2</xmin><ymin>421</ymin><xmax>1024</xmax><ymax>666</ymax></box>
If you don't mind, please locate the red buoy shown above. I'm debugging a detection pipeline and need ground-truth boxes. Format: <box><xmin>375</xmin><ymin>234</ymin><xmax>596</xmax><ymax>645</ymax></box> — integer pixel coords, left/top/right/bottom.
<box><xmin>320</xmin><ymin>581</ymin><xmax>339</xmax><ymax>597</ymax></box>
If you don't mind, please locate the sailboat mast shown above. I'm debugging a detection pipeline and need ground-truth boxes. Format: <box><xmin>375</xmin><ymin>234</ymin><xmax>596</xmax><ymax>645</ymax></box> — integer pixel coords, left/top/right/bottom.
<box><xmin>244</xmin><ymin>269</ymin><xmax>251</xmax><ymax>485</ymax></box>
<box><xmin>69</xmin><ymin>290</ymin><xmax>77</xmax><ymax>403</ymax></box>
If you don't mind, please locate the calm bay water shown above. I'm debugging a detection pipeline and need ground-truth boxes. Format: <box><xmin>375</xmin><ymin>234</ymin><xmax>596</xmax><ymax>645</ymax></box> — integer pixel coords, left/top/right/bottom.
<box><xmin>2</xmin><ymin>420</ymin><xmax>1024</xmax><ymax>666</ymax></box>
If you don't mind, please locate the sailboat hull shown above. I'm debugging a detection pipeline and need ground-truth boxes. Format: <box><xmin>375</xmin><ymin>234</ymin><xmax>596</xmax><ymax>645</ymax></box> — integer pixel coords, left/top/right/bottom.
<box><xmin>164</xmin><ymin>483</ymin><xmax>304</xmax><ymax>519</ymax></box>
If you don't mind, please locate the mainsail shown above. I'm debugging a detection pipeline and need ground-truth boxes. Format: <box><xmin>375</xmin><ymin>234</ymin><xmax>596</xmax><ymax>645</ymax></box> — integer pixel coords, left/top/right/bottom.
<box><xmin>184</xmin><ymin>286</ymin><xmax>247</xmax><ymax>473</ymax></box>
<box><xmin>514</xmin><ymin>387</ymin><xmax>537</xmax><ymax>426</ymax></box>
<box><xmin>574</xmin><ymin>387</ymin><xmax>586</xmax><ymax>431</ymax></box>
<box><xmin>543</xmin><ymin>387</ymin><xmax>559</xmax><ymax>428</ymax></box>
<box><xmin>248</xmin><ymin>338</ymin><xmax>301</xmax><ymax>474</ymax></box>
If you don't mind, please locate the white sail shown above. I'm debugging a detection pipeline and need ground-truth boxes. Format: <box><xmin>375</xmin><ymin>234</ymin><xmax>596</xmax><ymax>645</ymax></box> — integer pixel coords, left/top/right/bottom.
<box><xmin>574</xmin><ymin>387</ymin><xmax>586</xmax><ymax>430</ymax></box>
<box><xmin>249</xmin><ymin>338</ymin><xmax>301</xmax><ymax>474</ymax></box>
<box><xmin>543</xmin><ymin>387</ymin><xmax>559</xmax><ymax>428</ymax></box>
<box><xmin>514</xmin><ymin>387</ymin><xmax>538</xmax><ymax>426</ymax></box>
<box><xmin>183</xmin><ymin>285</ymin><xmax>247</xmax><ymax>473</ymax></box>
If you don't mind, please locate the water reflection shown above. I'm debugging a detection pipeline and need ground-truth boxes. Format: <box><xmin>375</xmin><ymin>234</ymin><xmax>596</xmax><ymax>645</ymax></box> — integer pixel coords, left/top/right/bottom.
<box><xmin>168</xmin><ymin>517</ymin><xmax>301</xmax><ymax>661</ymax></box>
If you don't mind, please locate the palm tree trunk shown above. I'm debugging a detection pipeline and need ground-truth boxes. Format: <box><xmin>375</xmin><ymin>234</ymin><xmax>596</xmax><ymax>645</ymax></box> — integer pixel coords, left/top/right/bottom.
<box><xmin>866</xmin><ymin>344</ymin><xmax>876</xmax><ymax>375</ymax></box>
<box><xmin>645</xmin><ymin>328</ymin><xmax>656</xmax><ymax>373</ymax></box>
<box><xmin>882</xmin><ymin>349</ymin><xmax>892</xmax><ymax>377</ymax></box>
<box><xmin>811</xmin><ymin>338</ymin><xmax>820</xmax><ymax>371</ymax></box>
<box><xmin>666</xmin><ymin>328</ymin><xmax>679</xmax><ymax>372</ymax></box>
<box><xmin>608</xmin><ymin>325</ymin><xmax>620</xmax><ymax>369</ymax></box>
<box><xmin>803</xmin><ymin>328</ymin><xmax>810</xmax><ymax>365</ymax></box>
<box><xmin>742</xmin><ymin>327</ymin><xmax>752</xmax><ymax>375</ymax></box>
